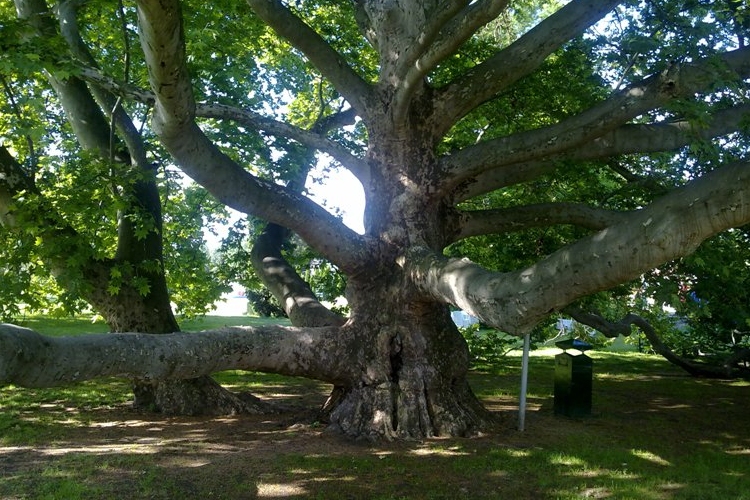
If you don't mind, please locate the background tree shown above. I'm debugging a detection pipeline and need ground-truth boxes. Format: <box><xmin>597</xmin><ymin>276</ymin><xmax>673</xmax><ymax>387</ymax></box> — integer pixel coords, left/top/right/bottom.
<box><xmin>2</xmin><ymin>0</ymin><xmax>750</xmax><ymax>440</ymax></box>
<box><xmin>0</xmin><ymin>0</ymin><xmax>260</xmax><ymax>415</ymax></box>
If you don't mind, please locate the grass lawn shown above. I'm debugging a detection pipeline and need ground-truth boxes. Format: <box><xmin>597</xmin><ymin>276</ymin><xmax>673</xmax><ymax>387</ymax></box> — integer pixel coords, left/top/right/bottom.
<box><xmin>1</xmin><ymin>316</ymin><xmax>749</xmax><ymax>499</ymax></box>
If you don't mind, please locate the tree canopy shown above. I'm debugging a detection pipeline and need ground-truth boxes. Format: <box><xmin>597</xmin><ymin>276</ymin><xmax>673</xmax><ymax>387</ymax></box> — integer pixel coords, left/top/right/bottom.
<box><xmin>1</xmin><ymin>0</ymin><xmax>750</xmax><ymax>439</ymax></box>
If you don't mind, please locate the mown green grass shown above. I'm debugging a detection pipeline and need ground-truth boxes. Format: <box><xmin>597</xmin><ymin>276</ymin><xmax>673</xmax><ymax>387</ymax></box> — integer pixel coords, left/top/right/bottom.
<box><xmin>14</xmin><ymin>313</ymin><xmax>290</xmax><ymax>336</ymax></box>
<box><xmin>1</xmin><ymin>315</ymin><xmax>749</xmax><ymax>499</ymax></box>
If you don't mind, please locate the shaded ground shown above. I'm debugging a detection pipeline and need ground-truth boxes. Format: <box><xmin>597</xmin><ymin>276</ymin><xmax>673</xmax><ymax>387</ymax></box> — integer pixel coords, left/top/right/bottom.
<box><xmin>2</xmin><ymin>353</ymin><xmax>749</xmax><ymax>499</ymax></box>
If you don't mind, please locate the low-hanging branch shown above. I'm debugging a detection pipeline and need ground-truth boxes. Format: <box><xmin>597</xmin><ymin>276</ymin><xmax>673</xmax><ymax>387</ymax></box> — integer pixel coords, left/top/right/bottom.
<box><xmin>0</xmin><ymin>323</ymin><xmax>357</xmax><ymax>388</ymax></box>
<box><xmin>567</xmin><ymin>308</ymin><xmax>750</xmax><ymax>379</ymax></box>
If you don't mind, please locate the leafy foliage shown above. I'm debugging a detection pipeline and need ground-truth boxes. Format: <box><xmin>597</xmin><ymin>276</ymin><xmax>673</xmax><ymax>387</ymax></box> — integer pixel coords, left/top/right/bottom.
<box><xmin>460</xmin><ymin>323</ymin><xmax>520</xmax><ymax>368</ymax></box>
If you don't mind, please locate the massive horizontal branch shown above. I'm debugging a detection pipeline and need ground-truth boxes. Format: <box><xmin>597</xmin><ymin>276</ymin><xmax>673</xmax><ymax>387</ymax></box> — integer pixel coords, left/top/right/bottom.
<box><xmin>403</xmin><ymin>161</ymin><xmax>750</xmax><ymax>334</ymax></box>
<box><xmin>438</xmin><ymin>46</ymin><xmax>750</xmax><ymax>196</ymax></box>
<box><xmin>454</xmin><ymin>202</ymin><xmax>629</xmax><ymax>241</ymax></box>
<box><xmin>433</xmin><ymin>0</ymin><xmax>621</xmax><ymax>135</ymax></box>
<box><xmin>135</xmin><ymin>0</ymin><xmax>370</xmax><ymax>274</ymax></box>
<box><xmin>0</xmin><ymin>323</ymin><xmax>357</xmax><ymax>387</ymax></box>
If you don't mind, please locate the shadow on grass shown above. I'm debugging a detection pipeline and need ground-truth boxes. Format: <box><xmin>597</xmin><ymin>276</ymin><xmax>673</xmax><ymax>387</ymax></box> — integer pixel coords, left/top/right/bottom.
<box><xmin>1</xmin><ymin>409</ymin><xmax>747</xmax><ymax>499</ymax></box>
<box><xmin>2</xmin><ymin>352</ymin><xmax>749</xmax><ymax>499</ymax></box>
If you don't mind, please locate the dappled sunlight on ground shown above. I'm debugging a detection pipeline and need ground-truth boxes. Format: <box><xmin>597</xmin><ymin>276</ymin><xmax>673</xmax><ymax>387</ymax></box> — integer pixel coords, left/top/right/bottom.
<box><xmin>1</xmin><ymin>443</ymin><xmax>162</xmax><ymax>456</ymax></box>
<box><xmin>410</xmin><ymin>445</ymin><xmax>470</xmax><ymax>457</ymax></box>
<box><xmin>630</xmin><ymin>449</ymin><xmax>672</xmax><ymax>467</ymax></box>
<box><xmin>256</xmin><ymin>482</ymin><xmax>307</xmax><ymax>497</ymax></box>
<box><xmin>2</xmin><ymin>355</ymin><xmax>749</xmax><ymax>499</ymax></box>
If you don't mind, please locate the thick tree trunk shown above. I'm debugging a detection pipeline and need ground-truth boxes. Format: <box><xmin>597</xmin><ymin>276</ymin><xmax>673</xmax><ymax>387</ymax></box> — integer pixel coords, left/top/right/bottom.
<box><xmin>126</xmin><ymin>0</ymin><xmax>750</xmax><ymax>438</ymax></box>
<box><xmin>324</xmin><ymin>276</ymin><xmax>495</xmax><ymax>440</ymax></box>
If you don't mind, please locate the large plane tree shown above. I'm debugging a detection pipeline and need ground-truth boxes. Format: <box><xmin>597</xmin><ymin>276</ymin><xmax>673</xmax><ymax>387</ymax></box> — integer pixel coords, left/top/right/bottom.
<box><xmin>2</xmin><ymin>0</ymin><xmax>750</xmax><ymax>439</ymax></box>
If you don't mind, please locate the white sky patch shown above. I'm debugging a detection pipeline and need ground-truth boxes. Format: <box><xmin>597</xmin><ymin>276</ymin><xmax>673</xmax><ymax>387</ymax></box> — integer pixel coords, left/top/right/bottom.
<box><xmin>305</xmin><ymin>160</ymin><xmax>366</xmax><ymax>235</ymax></box>
<box><xmin>200</xmin><ymin>160</ymin><xmax>366</xmax><ymax>252</ymax></box>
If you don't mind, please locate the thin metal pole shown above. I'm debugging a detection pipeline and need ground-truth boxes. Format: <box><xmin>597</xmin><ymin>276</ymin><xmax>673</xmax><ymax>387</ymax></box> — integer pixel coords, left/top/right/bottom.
<box><xmin>519</xmin><ymin>333</ymin><xmax>531</xmax><ymax>431</ymax></box>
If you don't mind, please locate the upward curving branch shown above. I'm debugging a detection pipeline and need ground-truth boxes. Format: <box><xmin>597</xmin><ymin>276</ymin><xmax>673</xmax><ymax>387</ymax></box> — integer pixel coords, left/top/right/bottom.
<box><xmin>452</xmin><ymin>103</ymin><xmax>750</xmax><ymax>202</ymax></box>
<box><xmin>438</xmin><ymin>46</ymin><xmax>750</xmax><ymax>199</ymax></box>
<box><xmin>245</xmin><ymin>0</ymin><xmax>374</xmax><ymax>117</ymax></box>
<box><xmin>391</xmin><ymin>0</ymin><xmax>509</xmax><ymax>122</ymax></box>
<box><xmin>134</xmin><ymin>0</ymin><xmax>370</xmax><ymax>274</ymax></box>
<box><xmin>433</xmin><ymin>0</ymin><xmax>621</xmax><ymax>135</ymax></box>
<box><xmin>400</xmin><ymin>0</ymin><xmax>509</xmax><ymax>85</ymax></box>
<box><xmin>13</xmin><ymin>0</ymin><xmax>171</xmax><ymax>297</ymax></box>
<box><xmin>393</xmin><ymin>0</ymin><xmax>469</xmax><ymax>74</ymax></box>
<box><xmin>403</xmin><ymin>161</ymin><xmax>750</xmax><ymax>334</ymax></box>
<box><xmin>249</xmin><ymin>126</ymin><xmax>346</xmax><ymax>329</ymax></box>
<box><xmin>251</xmin><ymin>223</ymin><xmax>346</xmax><ymax>328</ymax></box>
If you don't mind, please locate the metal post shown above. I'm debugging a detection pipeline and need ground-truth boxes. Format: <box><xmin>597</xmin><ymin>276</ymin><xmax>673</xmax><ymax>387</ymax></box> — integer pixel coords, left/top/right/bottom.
<box><xmin>518</xmin><ymin>333</ymin><xmax>531</xmax><ymax>431</ymax></box>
